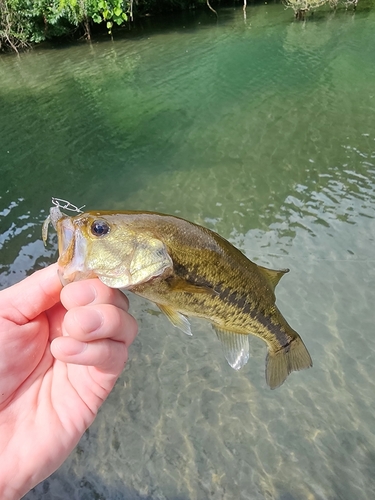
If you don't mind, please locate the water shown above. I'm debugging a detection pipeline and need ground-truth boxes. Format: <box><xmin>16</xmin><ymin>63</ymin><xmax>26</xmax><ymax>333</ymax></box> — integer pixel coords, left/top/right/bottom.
<box><xmin>1</xmin><ymin>4</ymin><xmax>375</xmax><ymax>499</ymax></box>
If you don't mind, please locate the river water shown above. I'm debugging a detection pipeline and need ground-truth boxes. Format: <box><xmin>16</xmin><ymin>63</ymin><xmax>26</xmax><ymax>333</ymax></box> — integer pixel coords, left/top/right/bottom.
<box><xmin>1</xmin><ymin>3</ymin><xmax>375</xmax><ymax>499</ymax></box>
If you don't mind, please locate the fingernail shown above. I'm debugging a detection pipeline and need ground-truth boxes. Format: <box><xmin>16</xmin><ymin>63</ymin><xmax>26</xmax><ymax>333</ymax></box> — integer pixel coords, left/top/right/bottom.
<box><xmin>76</xmin><ymin>283</ymin><xmax>98</xmax><ymax>305</ymax></box>
<box><xmin>64</xmin><ymin>281</ymin><xmax>98</xmax><ymax>306</ymax></box>
<box><xmin>57</xmin><ymin>339</ymin><xmax>88</xmax><ymax>356</ymax></box>
<box><xmin>85</xmin><ymin>283</ymin><xmax>98</xmax><ymax>305</ymax></box>
<box><xmin>74</xmin><ymin>308</ymin><xmax>103</xmax><ymax>334</ymax></box>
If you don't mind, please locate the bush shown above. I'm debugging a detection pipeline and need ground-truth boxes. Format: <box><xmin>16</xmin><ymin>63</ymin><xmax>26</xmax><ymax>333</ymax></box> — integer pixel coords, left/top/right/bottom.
<box><xmin>0</xmin><ymin>0</ymin><xmax>131</xmax><ymax>51</ymax></box>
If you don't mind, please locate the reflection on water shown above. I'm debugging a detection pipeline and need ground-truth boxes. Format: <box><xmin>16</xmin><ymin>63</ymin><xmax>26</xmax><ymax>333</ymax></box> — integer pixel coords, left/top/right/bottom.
<box><xmin>1</xmin><ymin>3</ymin><xmax>375</xmax><ymax>500</ymax></box>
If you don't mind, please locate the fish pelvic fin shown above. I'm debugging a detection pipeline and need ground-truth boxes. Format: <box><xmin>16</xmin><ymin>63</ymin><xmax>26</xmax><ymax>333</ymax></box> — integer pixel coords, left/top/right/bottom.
<box><xmin>157</xmin><ymin>304</ymin><xmax>192</xmax><ymax>336</ymax></box>
<box><xmin>257</xmin><ymin>266</ymin><xmax>289</xmax><ymax>292</ymax></box>
<box><xmin>266</xmin><ymin>336</ymin><xmax>312</xmax><ymax>389</ymax></box>
<box><xmin>213</xmin><ymin>326</ymin><xmax>250</xmax><ymax>370</ymax></box>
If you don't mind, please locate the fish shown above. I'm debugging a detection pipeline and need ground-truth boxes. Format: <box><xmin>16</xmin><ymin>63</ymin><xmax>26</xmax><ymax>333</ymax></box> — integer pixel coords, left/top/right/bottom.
<box><xmin>43</xmin><ymin>202</ymin><xmax>312</xmax><ymax>389</ymax></box>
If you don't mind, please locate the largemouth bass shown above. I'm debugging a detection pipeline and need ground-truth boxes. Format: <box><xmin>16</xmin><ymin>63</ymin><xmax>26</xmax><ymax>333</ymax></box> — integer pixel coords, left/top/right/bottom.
<box><xmin>43</xmin><ymin>203</ymin><xmax>312</xmax><ymax>389</ymax></box>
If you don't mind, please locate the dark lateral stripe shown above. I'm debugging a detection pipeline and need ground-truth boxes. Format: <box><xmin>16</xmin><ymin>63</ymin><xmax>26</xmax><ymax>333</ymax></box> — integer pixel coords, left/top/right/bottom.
<box><xmin>219</xmin><ymin>288</ymin><xmax>290</xmax><ymax>349</ymax></box>
<box><xmin>173</xmin><ymin>261</ymin><xmax>214</xmax><ymax>290</ymax></box>
<box><xmin>174</xmin><ymin>260</ymin><xmax>290</xmax><ymax>349</ymax></box>
<box><xmin>255</xmin><ymin>312</ymin><xmax>290</xmax><ymax>349</ymax></box>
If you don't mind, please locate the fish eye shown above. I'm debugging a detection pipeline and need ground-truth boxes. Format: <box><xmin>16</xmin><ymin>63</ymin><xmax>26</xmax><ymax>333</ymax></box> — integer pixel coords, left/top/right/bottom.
<box><xmin>91</xmin><ymin>220</ymin><xmax>110</xmax><ymax>237</ymax></box>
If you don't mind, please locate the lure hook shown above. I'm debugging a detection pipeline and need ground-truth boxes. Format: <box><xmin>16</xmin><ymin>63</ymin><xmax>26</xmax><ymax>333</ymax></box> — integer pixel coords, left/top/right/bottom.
<box><xmin>51</xmin><ymin>197</ymin><xmax>85</xmax><ymax>213</ymax></box>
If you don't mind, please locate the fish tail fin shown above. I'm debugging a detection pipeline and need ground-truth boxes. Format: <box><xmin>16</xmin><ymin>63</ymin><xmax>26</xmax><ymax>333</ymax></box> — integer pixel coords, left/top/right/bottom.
<box><xmin>266</xmin><ymin>336</ymin><xmax>312</xmax><ymax>390</ymax></box>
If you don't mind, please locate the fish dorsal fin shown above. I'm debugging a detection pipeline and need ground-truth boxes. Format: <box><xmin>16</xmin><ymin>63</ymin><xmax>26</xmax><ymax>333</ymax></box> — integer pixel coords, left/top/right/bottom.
<box><xmin>257</xmin><ymin>266</ymin><xmax>289</xmax><ymax>292</ymax></box>
<box><xmin>168</xmin><ymin>276</ymin><xmax>218</xmax><ymax>296</ymax></box>
<box><xmin>213</xmin><ymin>326</ymin><xmax>250</xmax><ymax>370</ymax></box>
<box><xmin>157</xmin><ymin>304</ymin><xmax>192</xmax><ymax>336</ymax></box>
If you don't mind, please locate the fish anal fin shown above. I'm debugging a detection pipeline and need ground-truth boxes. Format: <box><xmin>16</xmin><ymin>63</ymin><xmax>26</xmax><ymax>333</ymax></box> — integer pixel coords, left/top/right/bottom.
<box><xmin>157</xmin><ymin>304</ymin><xmax>192</xmax><ymax>336</ymax></box>
<box><xmin>257</xmin><ymin>265</ymin><xmax>289</xmax><ymax>291</ymax></box>
<box><xmin>266</xmin><ymin>336</ymin><xmax>312</xmax><ymax>389</ymax></box>
<box><xmin>213</xmin><ymin>326</ymin><xmax>250</xmax><ymax>370</ymax></box>
<box><xmin>168</xmin><ymin>276</ymin><xmax>218</xmax><ymax>296</ymax></box>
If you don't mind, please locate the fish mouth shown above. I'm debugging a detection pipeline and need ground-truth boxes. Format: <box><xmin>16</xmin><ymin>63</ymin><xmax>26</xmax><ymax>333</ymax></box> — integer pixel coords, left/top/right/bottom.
<box><xmin>56</xmin><ymin>217</ymin><xmax>96</xmax><ymax>285</ymax></box>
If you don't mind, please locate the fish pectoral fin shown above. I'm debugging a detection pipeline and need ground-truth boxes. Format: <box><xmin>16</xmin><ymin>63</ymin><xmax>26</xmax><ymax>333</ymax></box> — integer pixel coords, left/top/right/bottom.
<box><xmin>213</xmin><ymin>326</ymin><xmax>250</xmax><ymax>371</ymax></box>
<box><xmin>257</xmin><ymin>266</ymin><xmax>289</xmax><ymax>291</ymax></box>
<box><xmin>157</xmin><ymin>304</ymin><xmax>192</xmax><ymax>336</ymax></box>
<box><xmin>168</xmin><ymin>276</ymin><xmax>218</xmax><ymax>296</ymax></box>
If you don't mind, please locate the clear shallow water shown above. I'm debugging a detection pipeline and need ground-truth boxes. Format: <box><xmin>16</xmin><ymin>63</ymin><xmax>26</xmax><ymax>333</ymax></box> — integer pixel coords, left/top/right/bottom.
<box><xmin>1</xmin><ymin>4</ymin><xmax>375</xmax><ymax>499</ymax></box>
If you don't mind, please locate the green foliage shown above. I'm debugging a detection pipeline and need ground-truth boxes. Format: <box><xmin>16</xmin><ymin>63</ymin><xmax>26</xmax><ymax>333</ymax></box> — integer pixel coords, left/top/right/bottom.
<box><xmin>0</xmin><ymin>0</ymin><xmax>130</xmax><ymax>50</ymax></box>
<box><xmin>0</xmin><ymin>0</ymin><xmax>209</xmax><ymax>51</ymax></box>
<box><xmin>0</xmin><ymin>0</ymin><xmax>85</xmax><ymax>49</ymax></box>
<box><xmin>91</xmin><ymin>0</ymin><xmax>128</xmax><ymax>34</ymax></box>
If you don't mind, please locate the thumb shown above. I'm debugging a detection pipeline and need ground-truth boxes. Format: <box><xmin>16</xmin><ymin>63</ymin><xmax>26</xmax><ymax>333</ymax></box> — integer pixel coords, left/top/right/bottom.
<box><xmin>0</xmin><ymin>264</ymin><xmax>62</xmax><ymax>325</ymax></box>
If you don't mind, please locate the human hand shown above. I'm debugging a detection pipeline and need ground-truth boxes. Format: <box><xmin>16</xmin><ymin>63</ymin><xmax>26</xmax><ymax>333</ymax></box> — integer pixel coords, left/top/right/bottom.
<box><xmin>0</xmin><ymin>264</ymin><xmax>138</xmax><ymax>499</ymax></box>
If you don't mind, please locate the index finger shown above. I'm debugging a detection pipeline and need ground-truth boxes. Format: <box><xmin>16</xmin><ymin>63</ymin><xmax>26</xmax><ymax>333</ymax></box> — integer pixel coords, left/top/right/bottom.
<box><xmin>60</xmin><ymin>278</ymin><xmax>129</xmax><ymax>312</ymax></box>
<box><xmin>0</xmin><ymin>264</ymin><xmax>62</xmax><ymax>325</ymax></box>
